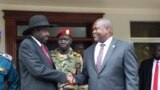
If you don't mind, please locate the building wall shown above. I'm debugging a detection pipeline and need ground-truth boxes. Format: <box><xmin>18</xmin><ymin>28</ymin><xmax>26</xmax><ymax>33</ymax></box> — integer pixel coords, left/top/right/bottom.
<box><xmin>0</xmin><ymin>4</ymin><xmax>160</xmax><ymax>52</ymax></box>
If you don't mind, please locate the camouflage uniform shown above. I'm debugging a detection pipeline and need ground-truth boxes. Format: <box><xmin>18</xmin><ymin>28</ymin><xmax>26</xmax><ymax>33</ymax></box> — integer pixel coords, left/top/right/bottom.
<box><xmin>50</xmin><ymin>48</ymin><xmax>88</xmax><ymax>90</ymax></box>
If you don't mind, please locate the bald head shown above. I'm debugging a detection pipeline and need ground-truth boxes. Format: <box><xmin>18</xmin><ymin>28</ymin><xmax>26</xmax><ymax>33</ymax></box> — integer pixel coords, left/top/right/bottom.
<box><xmin>92</xmin><ymin>18</ymin><xmax>113</xmax><ymax>43</ymax></box>
<box><xmin>94</xmin><ymin>18</ymin><xmax>112</xmax><ymax>32</ymax></box>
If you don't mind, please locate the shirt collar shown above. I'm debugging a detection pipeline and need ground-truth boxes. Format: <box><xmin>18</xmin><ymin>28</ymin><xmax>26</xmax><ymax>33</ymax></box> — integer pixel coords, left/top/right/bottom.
<box><xmin>31</xmin><ymin>36</ymin><xmax>42</xmax><ymax>47</ymax></box>
<box><xmin>154</xmin><ymin>59</ymin><xmax>160</xmax><ymax>63</ymax></box>
<box><xmin>97</xmin><ymin>36</ymin><xmax>113</xmax><ymax>46</ymax></box>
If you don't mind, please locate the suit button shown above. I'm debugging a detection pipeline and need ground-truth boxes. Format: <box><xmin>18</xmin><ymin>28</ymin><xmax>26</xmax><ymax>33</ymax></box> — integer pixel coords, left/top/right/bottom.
<box><xmin>98</xmin><ymin>76</ymin><xmax>100</xmax><ymax>79</ymax></box>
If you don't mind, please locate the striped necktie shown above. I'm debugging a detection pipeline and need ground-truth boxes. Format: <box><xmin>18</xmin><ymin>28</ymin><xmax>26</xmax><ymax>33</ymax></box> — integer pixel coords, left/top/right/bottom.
<box><xmin>96</xmin><ymin>44</ymin><xmax>105</xmax><ymax>71</ymax></box>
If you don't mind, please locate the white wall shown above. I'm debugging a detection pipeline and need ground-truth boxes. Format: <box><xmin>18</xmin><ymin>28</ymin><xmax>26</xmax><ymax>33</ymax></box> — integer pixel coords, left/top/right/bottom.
<box><xmin>105</xmin><ymin>8</ymin><xmax>160</xmax><ymax>41</ymax></box>
<box><xmin>0</xmin><ymin>4</ymin><xmax>160</xmax><ymax>52</ymax></box>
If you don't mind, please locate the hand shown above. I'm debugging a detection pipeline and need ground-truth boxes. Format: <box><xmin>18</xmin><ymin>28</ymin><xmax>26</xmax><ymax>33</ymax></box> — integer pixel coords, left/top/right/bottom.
<box><xmin>67</xmin><ymin>73</ymin><xmax>76</xmax><ymax>85</ymax></box>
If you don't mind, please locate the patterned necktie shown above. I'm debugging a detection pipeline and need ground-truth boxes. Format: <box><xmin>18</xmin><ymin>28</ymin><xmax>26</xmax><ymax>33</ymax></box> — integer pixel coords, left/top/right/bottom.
<box><xmin>41</xmin><ymin>44</ymin><xmax>53</xmax><ymax>65</ymax></box>
<box><xmin>96</xmin><ymin>44</ymin><xmax>105</xmax><ymax>71</ymax></box>
<box><xmin>153</xmin><ymin>61</ymin><xmax>159</xmax><ymax>90</ymax></box>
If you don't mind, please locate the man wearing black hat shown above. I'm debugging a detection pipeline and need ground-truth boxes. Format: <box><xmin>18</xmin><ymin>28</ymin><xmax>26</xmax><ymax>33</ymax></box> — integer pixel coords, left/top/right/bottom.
<box><xmin>19</xmin><ymin>15</ymin><xmax>68</xmax><ymax>90</ymax></box>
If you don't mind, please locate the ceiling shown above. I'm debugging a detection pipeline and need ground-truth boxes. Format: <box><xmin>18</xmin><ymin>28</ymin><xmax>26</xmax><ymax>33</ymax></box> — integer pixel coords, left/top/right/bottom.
<box><xmin>0</xmin><ymin>0</ymin><xmax>160</xmax><ymax>9</ymax></box>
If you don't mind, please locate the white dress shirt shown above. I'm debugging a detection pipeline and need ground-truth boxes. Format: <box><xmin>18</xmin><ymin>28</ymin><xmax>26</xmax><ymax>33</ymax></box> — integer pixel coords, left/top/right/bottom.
<box><xmin>94</xmin><ymin>36</ymin><xmax>113</xmax><ymax>66</ymax></box>
<box><xmin>31</xmin><ymin>36</ymin><xmax>42</xmax><ymax>47</ymax></box>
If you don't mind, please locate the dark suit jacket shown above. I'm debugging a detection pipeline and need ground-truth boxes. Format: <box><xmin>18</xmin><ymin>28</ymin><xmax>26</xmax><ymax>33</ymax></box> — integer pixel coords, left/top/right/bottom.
<box><xmin>19</xmin><ymin>37</ymin><xmax>67</xmax><ymax>90</ymax></box>
<box><xmin>139</xmin><ymin>58</ymin><xmax>154</xmax><ymax>90</ymax></box>
<box><xmin>75</xmin><ymin>38</ymin><xmax>139</xmax><ymax>90</ymax></box>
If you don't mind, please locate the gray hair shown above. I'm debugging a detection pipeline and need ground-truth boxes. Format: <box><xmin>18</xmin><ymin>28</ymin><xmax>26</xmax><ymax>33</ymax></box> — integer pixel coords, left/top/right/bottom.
<box><xmin>96</xmin><ymin>18</ymin><xmax>113</xmax><ymax>32</ymax></box>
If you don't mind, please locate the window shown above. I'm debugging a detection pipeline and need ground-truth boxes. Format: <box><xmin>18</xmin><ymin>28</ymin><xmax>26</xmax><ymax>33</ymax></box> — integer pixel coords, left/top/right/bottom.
<box><xmin>3</xmin><ymin>10</ymin><xmax>104</xmax><ymax>67</ymax></box>
<box><xmin>130</xmin><ymin>21</ymin><xmax>160</xmax><ymax>63</ymax></box>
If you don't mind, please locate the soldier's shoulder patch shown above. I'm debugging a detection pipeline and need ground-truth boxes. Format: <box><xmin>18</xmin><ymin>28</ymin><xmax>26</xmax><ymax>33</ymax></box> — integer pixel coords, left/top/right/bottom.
<box><xmin>73</xmin><ymin>52</ymin><xmax>81</xmax><ymax>57</ymax></box>
<box><xmin>0</xmin><ymin>67</ymin><xmax>4</xmax><ymax>71</ymax></box>
<box><xmin>0</xmin><ymin>67</ymin><xmax>7</xmax><ymax>74</ymax></box>
<box><xmin>1</xmin><ymin>53</ymin><xmax>12</xmax><ymax>61</ymax></box>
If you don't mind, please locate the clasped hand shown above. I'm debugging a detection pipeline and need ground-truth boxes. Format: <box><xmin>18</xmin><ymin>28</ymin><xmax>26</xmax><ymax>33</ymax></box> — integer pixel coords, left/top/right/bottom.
<box><xmin>67</xmin><ymin>73</ymin><xmax>76</xmax><ymax>85</ymax></box>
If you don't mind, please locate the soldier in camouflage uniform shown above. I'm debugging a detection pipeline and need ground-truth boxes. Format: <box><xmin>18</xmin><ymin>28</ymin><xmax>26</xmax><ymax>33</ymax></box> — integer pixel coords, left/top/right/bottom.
<box><xmin>50</xmin><ymin>28</ymin><xmax>88</xmax><ymax>90</ymax></box>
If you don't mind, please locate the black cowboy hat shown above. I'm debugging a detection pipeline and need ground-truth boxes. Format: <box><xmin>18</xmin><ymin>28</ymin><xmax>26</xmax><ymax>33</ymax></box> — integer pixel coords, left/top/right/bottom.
<box><xmin>22</xmin><ymin>15</ymin><xmax>56</xmax><ymax>36</ymax></box>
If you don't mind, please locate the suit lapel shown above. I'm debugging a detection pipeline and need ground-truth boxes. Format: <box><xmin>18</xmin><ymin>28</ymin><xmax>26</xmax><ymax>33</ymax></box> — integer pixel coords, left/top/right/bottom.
<box><xmin>28</xmin><ymin>37</ymin><xmax>55</xmax><ymax>68</ymax></box>
<box><xmin>98</xmin><ymin>38</ymin><xmax>117</xmax><ymax>73</ymax></box>
<box><xmin>89</xmin><ymin>43</ymin><xmax>97</xmax><ymax>71</ymax></box>
<box><xmin>148</xmin><ymin>59</ymin><xmax>154</xmax><ymax>88</ymax></box>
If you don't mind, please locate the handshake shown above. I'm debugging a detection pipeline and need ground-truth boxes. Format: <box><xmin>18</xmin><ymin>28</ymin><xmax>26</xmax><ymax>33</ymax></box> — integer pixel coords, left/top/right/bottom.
<box><xmin>66</xmin><ymin>73</ymin><xmax>76</xmax><ymax>85</ymax></box>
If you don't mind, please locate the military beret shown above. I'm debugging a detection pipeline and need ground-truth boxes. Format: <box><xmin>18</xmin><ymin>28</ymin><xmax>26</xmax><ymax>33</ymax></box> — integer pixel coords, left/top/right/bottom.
<box><xmin>56</xmin><ymin>28</ymin><xmax>72</xmax><ymax>38</ymax></box>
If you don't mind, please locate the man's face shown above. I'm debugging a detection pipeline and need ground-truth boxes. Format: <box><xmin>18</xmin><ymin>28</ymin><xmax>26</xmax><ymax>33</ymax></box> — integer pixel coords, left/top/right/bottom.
<box><xmin>33</xmin><ymin>27</ymin><xmax>49</xmax><ymax>44</ymax></box>
<box><xmin>92</xmin><ymin>22</ymin><xmax>108</xmax><ymax>43</ymax></box>
<box><xmin>58</xmin><ymin>35</ymin><xmax>72</xmax><ymax>51</ymax></box>
<box><xmin>154</xmin><ymin>45</ymin><xmax>160</xmax><ymax>60</ymax></box>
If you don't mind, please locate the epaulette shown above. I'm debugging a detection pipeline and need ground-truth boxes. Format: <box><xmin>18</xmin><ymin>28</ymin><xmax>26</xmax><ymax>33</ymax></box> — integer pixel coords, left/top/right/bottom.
<box><xmin>0</xmin><ymin>53</ymin><xmax>12</xmax><ymax>61</ymax></box>
<box><xmin>73</xmin><ymin>52</ymin><xmax>81</xmax><ymax>57</ymax></box>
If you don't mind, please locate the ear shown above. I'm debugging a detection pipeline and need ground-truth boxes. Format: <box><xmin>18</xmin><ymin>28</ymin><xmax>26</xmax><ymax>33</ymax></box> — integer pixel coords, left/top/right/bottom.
<box><xmin>32</xmin><ymin>29</ymin><xmax>39</xmax><ymax>35</ymax></box>
<box><xmin>69</xmin><ymin>37</ymin><xmax>72</xmax><ymax>44</ymax></box>
<box><xmin>70</xmin><ymin>38</ymin><xmax>72</xmax><ymax>44</ymax></box>
<box><xmin>105</xmin><ymin>27</ymin><xmax>110</xmax><ymax>33</ymax></box>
